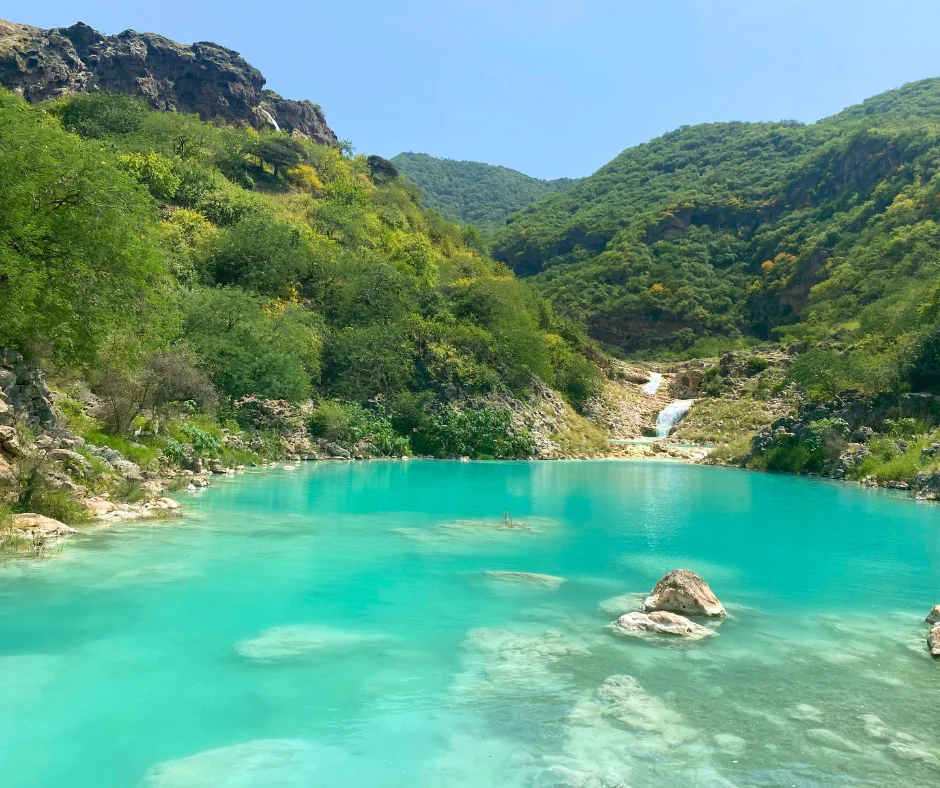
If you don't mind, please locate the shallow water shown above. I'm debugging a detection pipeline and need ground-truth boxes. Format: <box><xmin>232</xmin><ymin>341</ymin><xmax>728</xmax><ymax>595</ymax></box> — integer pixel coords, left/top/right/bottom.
<box><xmin>1</xmin><ymin>460</ymin><xmax>938</xmax><ymax>787</ymax></box>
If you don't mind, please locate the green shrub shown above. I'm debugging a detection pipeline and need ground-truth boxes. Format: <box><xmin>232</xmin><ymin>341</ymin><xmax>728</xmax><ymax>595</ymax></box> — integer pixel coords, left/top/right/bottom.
<box><xmin>425</xmin><ymin>406</ymin><xmax>533</xmax><ymax>459</ymax></box>
<box><xmin>308</xmin><ymin>400</ymin><xmax>409</xmax><ymax>456</ymax></box>
<box><xmin>113</xmin><ymin>479</ymin><xmax>149</xmax><ymax>504</ymax></box>
<box><xmin>179</xmin><ymin>423</ymin><xmax>222</xmax><ymax>456</ymax></box>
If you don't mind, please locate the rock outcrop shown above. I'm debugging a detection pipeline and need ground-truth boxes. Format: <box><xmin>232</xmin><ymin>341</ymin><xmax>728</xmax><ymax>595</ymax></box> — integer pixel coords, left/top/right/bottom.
<box><xmin>0</xmin><ymin>18</ymin><xmax>336</xmax><ymax>144</ymax></box>
<box><xmin>640</xmin><ymin>568</ymin><xmax>727</xmax><ymax>617</ymax></box>
<box><xmin>0</xmin><ymin>348</ymin><xmax>56</xmax><ymax>431</ymax></box>
<box><xmin>609</xmin><ymin>610</ymin><xmax>714</xmax><ymax>639</ymax></box>
<box><xmin>7</xmin><ymin>513</ymin><xmax>77</xmax><ymax>537</ymax></box>
<box><xmin>927</xmin><ymin>605</ymin><xmax>940</xmax><ymax>625</ymax></box>
<box><xmin>929</xmin><ymin>624</ymin><xmax>940</xmax><ymax>659</ymax></box>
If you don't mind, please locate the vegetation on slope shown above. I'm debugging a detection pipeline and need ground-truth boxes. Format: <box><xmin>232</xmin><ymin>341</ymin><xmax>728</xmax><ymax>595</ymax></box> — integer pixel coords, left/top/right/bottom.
<box><xmin>391</xmin><ymin>152</ymin><xmax>578</xmax><ymax>235</ymax></box>
<box><xmin>0</xmin><ymin>90</ymin><xmax>602</xmax><ymax>459</ymax></box>
<box><xmin>489</xmin><ymin>78</ymin><xmax>940</xmax><ymax>395</ymax></box>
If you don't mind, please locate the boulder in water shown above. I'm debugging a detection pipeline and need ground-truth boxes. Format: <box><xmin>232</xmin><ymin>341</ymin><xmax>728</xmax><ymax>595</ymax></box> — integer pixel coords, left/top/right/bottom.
<box><xmin>929</xmin><ymin>624</ymin><xmax>940</xmax><ymax>659</ymax></box>
<box><xmin>640</xmin><ymin>569</ymin><xmax>726</xmax><ymax>618</ymax></box>
<box><xmin>926</xmin><ymin>605</ymin><xmax>940</xmax><ymax>625</ymax></box>
<box><xmin>609</xmin><ymin>610</ymin><xmax>714</xmax><ymax>639</ymax></box>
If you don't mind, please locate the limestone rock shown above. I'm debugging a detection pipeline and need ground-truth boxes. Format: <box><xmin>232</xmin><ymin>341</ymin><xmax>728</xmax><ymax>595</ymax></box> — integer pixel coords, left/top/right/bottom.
<box><xmin>0</xmin><ymin>424</ymin><xmax>20</xmax><ymax>456</ymax></box>
<box><xmin>805</xmin><ymin>728</ymin><xmax>862</xmax><ymax>753</ymax></box>
<box><xmin>112</xmin><ymin>459</ymin><xmax>143</xmax><ymax>481</ymax></box>
<box><xmin>926</xmin><ymin>605</ymin><xmax>940</xmax><ymax>625</ymax></box>
<box><xmin>0</xmin><ymin>19</ymin><xmax>336</xmax><ymax>144</ymax></box>
<box><xmin>609</xmin><ymin>610</ymin><xmax>715</xmax><ymax>639</ymax></box>
<box><xmin>484</xmin><ymin>571</ymin><xmax>566</xmax><ymax>589</ymax></box>
<box><xmin>640</xmin><ymin>568</ymin><xmax>726</xmax><ymax>617</ymax></box>
<box><xmin>8</xmin><ymin>513</ymin><xmax>77</xmax><ymax>537</ymax></box>
<box><xmin>929</xmin><ymin>624</ymin><xmax>940</xmax><ymax>659</ymax></box>
<box><xmin>789</xmin><ymin>703</ymin><xmax>824</xmax><ymax>723</ymax></box>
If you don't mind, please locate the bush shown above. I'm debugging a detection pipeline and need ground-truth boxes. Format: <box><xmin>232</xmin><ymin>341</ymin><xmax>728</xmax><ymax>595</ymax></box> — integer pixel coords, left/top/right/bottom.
<box><xmin>308</xmin><ymin>400</ymin><xmax>409</xmax><ymax>455</ymax></box>
<box><xmin>425</xmin><ymin>406</ymin><xmax>533</xmax><ymax>459</ymax></box>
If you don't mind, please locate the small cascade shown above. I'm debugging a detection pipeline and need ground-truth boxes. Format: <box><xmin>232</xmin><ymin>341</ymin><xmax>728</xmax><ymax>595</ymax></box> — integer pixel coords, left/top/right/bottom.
<box><xmin>655</xmin><ymin>399</ymin><xmax>693</xmax><ymax>438</ymax></box>
<box><xmin>259</xmin><ymin>107</ymin><xmax>280</xmax><ymax>132</ymax></box>
<box><xmin>641</xmin><ymin>371</ymin><xmax>662</xmax><ymax>395</ymax></box>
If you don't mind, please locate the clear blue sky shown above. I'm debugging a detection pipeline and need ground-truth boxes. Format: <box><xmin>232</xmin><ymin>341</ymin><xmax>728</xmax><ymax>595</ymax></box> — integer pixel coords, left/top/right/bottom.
<box><xmin>15</xmin><ymin>1</ymin><xmax>940</xmax><ymax>178</ymax></box>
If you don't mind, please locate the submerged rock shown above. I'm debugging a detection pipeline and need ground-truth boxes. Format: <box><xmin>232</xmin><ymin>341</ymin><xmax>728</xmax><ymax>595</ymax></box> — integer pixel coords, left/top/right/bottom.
<box><xmin>141</xmin><ymin>739</ymin><xmax>347</xmax><ymax>787</ymax></box>
<box><xmin>609</xmin><ymin>610</ymin><xmax>715</xmax><ymax>640</ymax></box>
<box><xmin>926</xmin><ymin>605</ymin><xmax>940</xmax><ymax>625</ymax></box>
<box><xmin>597</xmin><ymin>592</ymin><xmax>647</xmax><ymax>616</ymax></box>
<box><xmin>789</xmin><ymin>703</ymin><xmax>824</xmax><ymax>723</ymax></box>
<box><xmin>640</xmin><ymin>568</ymin><xmax>727</xmax><ymax>617</ymax></box>
<box><xmin>235</xmin><ymin>625</ymin><xmax>385</xmax><ymax>660</ymax></box>
<box><xmin>484</xmin><ymin>571</ymin><xmax>566</xmax><ymax>589</ymax></box>
<box><xmin>929</xmin><ymin>624</ymin><xmax>940</xmax><ymax>658</ymax></box>
<box><xmin>714</xmin><ymin>734</ymin><xmax>746</xmax><ymax>755</ymax></box>
<box><xmin>805</xmin><ymin>728</ymin><xmax>862</xmax><ymax>753</ymax></box>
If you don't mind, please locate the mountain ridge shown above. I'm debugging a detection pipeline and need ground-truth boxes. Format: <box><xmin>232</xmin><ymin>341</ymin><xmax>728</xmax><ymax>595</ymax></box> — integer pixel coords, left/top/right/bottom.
<box><xmin>0</xmin><ymin>17</ymin><xmax>336</xmax><ymax>144</ymax></box>
<box><xmin>487</xmin><ymin>76</ymin><xmax>940</xmax><ymax>357</ymax></box>
<box><xmin>391</xmin><ymin>151</ymin><xmax>580</xmax><ymax>233</ymax></box>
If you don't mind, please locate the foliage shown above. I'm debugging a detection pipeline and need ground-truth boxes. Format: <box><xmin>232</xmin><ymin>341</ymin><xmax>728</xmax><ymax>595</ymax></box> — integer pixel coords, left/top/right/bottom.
<box><xmin>178</xmin><ymin>423</ymin><xmax>223</xmax><ymax>456</ymax></box>
<box><xmin>391</xmin><ymin>152</ymin><xmax>579</xmax><ymax>234</ymax></box>
<box><xmin>0</xmin><ymin>87</ymin><xmax>604</xmax><ymax>462</ymax></box>
<box><xmin>422</xmin><ymin>406</ymin><xmax>534</xmax><ymax>459</ymax></box>
<box><xmin>0</xmin><ymin>91</ymin><xmax>170</xmax><ymax>364</ymax></box>
<box><xmin>308</xmin><ymin>400</ymin><xmax>409</xmax><ymax>455</ymax></box>
<box><xmin>484</xmin><ymin>78</ymin><xmax>940</xmax><ymax>393</ymax></box>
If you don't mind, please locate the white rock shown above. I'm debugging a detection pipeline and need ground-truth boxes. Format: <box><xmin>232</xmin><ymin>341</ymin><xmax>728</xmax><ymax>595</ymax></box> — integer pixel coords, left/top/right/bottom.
<box><xmin>714</xmin><ymin>734</ymin><xmax>746</xmax><ymax>755</ymax></box>
<box><xmin>805</xmin><ymin>728</ymin><xmax>862</xmax><ymax>753</ymax></box>
<box><xmin>484</xmin><ymin>571</ymin><xmax>566</xmax><ymax>589</ymax></box>
<box><xmin>609</xmin><ymin>610</ymin><xmax>715</xmax><ymax>640</ymax></box>
<box><xmin>640</xmin><ymin>568</ymin><xmax>727</xmax><ymax>617</ymax></box>
<box><xmin>789</xmin><ymin>703</ymin><xmax>824</xmax><ymax>723</ymax></box>
<box><xmin>141</xmin><ymin>739</ymin><xmax>347</xmax><ymax>787</ymax></box>
<box><xmin>235</xmin><ymin>625</ymin><xmax>385</xmax><ymax>660</ymax></box>
<box><xmin>8</xmin><ymin>513</ymin><xmax>77</xmax><ymax>537</ymax></box>
<box><xmin>926</xmin><ymin>605</ymin><xmax>940</xmax><ymax>625</ymax></box>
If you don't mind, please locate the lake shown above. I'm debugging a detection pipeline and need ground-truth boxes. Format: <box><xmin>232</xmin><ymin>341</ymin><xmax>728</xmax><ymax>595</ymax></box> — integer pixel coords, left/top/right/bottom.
<box><xmin>0</xmin><ymin>460</ymin><xmax>938</xmax><ymax>787</ymax></box>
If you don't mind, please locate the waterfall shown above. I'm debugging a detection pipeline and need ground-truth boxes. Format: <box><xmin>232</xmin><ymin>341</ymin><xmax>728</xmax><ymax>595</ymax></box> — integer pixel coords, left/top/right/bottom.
<box><xmin>641</xmin><ymin>371</ymin><xmax>662</xmax><ymax>395</ymax></box>
<box><xmin>655</xmin><ymin>400</ymin><xmax>693</xmax><ymax>438</ymax></box>
<box><xmin>259</xmin><ymin>108</ymin><xmax>280</xmax><ymax>132</ymax></box>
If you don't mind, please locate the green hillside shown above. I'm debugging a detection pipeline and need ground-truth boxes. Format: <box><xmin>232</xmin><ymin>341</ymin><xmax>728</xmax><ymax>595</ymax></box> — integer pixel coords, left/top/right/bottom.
<box><xmin>488</xmin><ymin>79</ymin><xmax>940</xmax><ymax>385</ymax></box>
<box><xmin>0</xmin><ymin>90</ymin><xmax>603</xmax><ymax>458</ymax></box>
<box><xmin>391</xmin><ymin>152</ymin><xmax>578</xmax><ymax>234</ymax></box>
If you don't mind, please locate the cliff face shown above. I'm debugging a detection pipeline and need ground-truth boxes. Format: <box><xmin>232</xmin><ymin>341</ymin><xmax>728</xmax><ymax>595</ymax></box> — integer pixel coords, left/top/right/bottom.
<box><xmin>0</xmin><ymin>18</ymin><xmax>336</xmax><ymax>144</ymax></box>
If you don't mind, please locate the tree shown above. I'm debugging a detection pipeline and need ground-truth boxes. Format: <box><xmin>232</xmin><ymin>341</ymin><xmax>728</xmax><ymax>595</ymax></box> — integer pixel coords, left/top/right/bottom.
<box><xmin>182</xmin><ymin>287</ymin><xmax>321</xmax><ymax>402</ymax></box>
<box><xmin>0</xmin><ymin>92</ymin><xmax>169</xmax><ymax>365</ymax></box>
<box><xmin>256</xmin><ymin>135</ymin><xmax>304</xmax><ymax>176</ymax></box>
<box><xmin>208</xmin><ymin>215</ymin><xmax>315</xmax><ymax>296</ymax></box>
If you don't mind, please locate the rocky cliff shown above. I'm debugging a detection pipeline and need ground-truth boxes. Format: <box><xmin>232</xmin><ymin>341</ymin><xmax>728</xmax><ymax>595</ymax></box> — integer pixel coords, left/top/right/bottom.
<box><xmin>0</xmin><ymin>18</ymin><xmax>336</xmax><ymax>144</ymax></box>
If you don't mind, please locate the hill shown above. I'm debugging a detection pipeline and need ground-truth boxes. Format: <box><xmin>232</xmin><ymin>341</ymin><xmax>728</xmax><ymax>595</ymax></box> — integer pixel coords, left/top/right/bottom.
<box><xmin>488</xmin><ymin>78</ymin><xmax>940</xmax><ymax>384</ymax></box>
<box><xmin>0</xmin><ymin>81</ymin><xmax>607</xmax><ymax>467</ymax></box>
<box><xmin>391</xmin><ymin>152</ymin><xmax>579</xmax><ymax>234</ymax></box>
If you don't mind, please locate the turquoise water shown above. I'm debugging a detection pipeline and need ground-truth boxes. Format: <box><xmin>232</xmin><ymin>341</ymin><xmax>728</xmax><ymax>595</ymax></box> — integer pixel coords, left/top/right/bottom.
<box><xmin>1</xmin><ymin>460</ymin><xmax>938</xmax><ymax>787</ymax></box>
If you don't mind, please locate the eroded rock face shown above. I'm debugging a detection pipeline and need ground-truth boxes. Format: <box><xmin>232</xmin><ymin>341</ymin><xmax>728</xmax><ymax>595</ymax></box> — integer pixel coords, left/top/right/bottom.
<box><xmin>609</xmin><ymin>610</ymin><xmax>715</xmax><ymax>639</ymax></box>
<box><xmin>640</xmin><ymin>568</ymin><xmax>727</xmax><ymax>617</ymax></box>
<box><xmin>0</xmin><ymin>18</ymin><xmax>336</xmax><ymax>144</ymax></box>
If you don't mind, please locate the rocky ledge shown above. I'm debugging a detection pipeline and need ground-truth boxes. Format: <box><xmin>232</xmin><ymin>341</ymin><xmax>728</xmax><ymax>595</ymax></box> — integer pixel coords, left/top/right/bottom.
<box><xmin>0</xmin><ymin>18</ymin><xmax>336</xmax><ymax>143</ymax></box>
